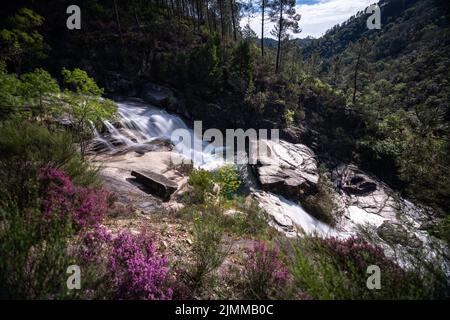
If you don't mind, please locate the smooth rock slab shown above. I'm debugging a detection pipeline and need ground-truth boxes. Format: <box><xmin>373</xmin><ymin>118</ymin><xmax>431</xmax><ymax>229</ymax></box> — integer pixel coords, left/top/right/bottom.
<box><xmin>131</xmin><ymin>170</ymin><xmax>178</xmax><ymax>201</ymax></box>
<box><xmin>251</xmin><ymin>139</ymin><xmax>319</xmax><ymax>200</ymax></box>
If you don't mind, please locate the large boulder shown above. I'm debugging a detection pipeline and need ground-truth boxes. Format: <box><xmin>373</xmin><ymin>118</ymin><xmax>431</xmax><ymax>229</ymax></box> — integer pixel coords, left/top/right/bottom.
<box><xmin>131</xmin><ymin>170</ymin><xmax>178</xmax><ymax>201</ymax></box>
<box><xmin>250</xmin><ymin>139</ymin><xmax>319</xmax><ymax>201</ymax></box>
<box><xmin>332</xmin><ymin>164</ymin><xmax>400</xmax><ymax>227</ymax></box>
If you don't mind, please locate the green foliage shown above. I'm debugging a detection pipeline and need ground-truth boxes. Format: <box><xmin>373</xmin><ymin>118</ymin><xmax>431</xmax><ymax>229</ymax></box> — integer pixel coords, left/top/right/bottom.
<box><xmin>0</xmin><ymin>69</ymin><xmax>24</xmax><ymax>118</ymax></box>
<box><xmin>287</xmin><ymin>237</ymin><xmax>350</xmax><ymax>299</ymax></box>
<box><xmin>282</xmin><ymin>109</ymin><xmax>295</xmax><ymax>127</ymax></box>
<box><xmin>62</xmin><ymin>68</ymin><xmax>103</xmax><ymax>96</ymax></box>
<box><xmin>20</xmin><ymin>68</ymin><xmax>61</xmax><ymax>119</ymax></box>
<box><xmin>286</xmin><ymin>236</ymin><xmax>440</xmax><ymax>299</ymax></box>
<box><xmin>189</xmin><ymin>212</ymin><xmax>229</xmax><ymax>286</ymax></box>
<box><xmin>0</xmin><ymin>8</ymin><xmax>47</xmax><ymax>72</ymax></box>
<box><xmin>230</xmin><ymin>41</ymin><xmax>256</xmax><ymax>92</ymax></box>
<box><xmin>188</xmin><ymin>38</ymin><xmax>222</xmax><ymax>94</ymax></box>
<box><xmin>0</xmin><ymin>68</ymin><xmax>61</xmax><ymax>121</ymax></box>
<box><xmin>0</xmin><ymin>121</ymin><xmax>100</xmax><ymax>209</ymax></box>
<box><xmin>302</xmin><ymin>167</ymin><xmax>339</xmax><ymax>226</ymax></box>
<box><xmin>62</xmin><ymin>68</ymin><xmax>117</xmax><ymax>155</ymax></box>
<box><xmin>0</xmin><ymin>200</ymin><xmax>74</xmax><ymax>299</ymax></box>
<box><xmin>232</xmin><ymin>200</ymin><xmax>270</xmax><ymax>238</ymax></box>
<box><xmin>187</xmin><ymin>169</ymin><xmax>214</xmax><ymax>204</ymax></box>
<box><xmin>213</xmin><ymin>165</ymin><xmax>241</xmax><ymax>199</ymax></box>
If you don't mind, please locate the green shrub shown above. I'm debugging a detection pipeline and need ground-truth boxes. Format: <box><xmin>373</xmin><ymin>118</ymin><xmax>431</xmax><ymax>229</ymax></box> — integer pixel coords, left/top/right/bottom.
<box><xmin>187</xmin><ymin>169</ymin><xmax>214</xmax><ymax>204</ymax></box>
<box><xmin>240</xmin><ymin>241</ymin><xmax>292</xmax><ymax>300</ymax></box>
<box><xmin>233</xmin><ymin>200</ymin><xmax>270</xmax><ymax>237</ymax></box>
<box><xmin>188</xmin><ymin>37</ymin><xmax>222</xmax><ymax>94</ymax></box>
<box><xmin>0</xmin><ymin>201</ymin><xmax>74</xmax><ymax>299</ymax></box>
<box><xmin>0</xmin><ymin>121</ymin><xmax>100</xmax><ymax>209</ymax></box>
<box><xmin>61</xmin><ymin>68</ymin><xmax>117</xmax><ymax>155</ymax></box>
<box><xmin>230</xmin><ymin>41</ymin><xmax>256</xmax><ymax>92</ymax></box>
<box><xmin>302</xmin><ymin>167</ymin><xmax>338</xmax><ymax>226</ymax></box>
<box><xmin>213</xmin><ymin>165</ymin><xmax>241</xmax><ymax>199</ymax></box>
<box><xmin>283</xmin><ymin>109</ymin><xmax>295</xmax><ymax>127</ymax></box>
<box><xmin>189</xmin><ymin>212</ymin><xmax>229</xmax><ymax>287</ymax></box>
<box><xmin>286</xmin><ymin>236</ymin><xmax>443</xmax><ymax>299</ymax></box>
<box><xmin>287</xmin><ymin>237</ymin><xmax>348</xmax><ymax>299</ymax></box>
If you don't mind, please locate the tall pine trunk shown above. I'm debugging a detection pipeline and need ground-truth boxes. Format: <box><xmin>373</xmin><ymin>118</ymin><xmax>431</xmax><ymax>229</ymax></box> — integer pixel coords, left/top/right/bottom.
<box><xmin>219</xmin><ymin>0</ymin><xmax>225</xmax><ymax>41</ymax></box>
<box><xmin>275</xmin><ymin>2</ymin><xmax>283</xmax><ymax>73</ymax></box>
<box><xmin>261</xmin><ymin>0</ymin><xmax>265</xmax><ymax>57</ymax></box>
<box><xmin>113</xmin><ymin>0</ymin><xmax>123</xmax><ymax>40</ymax></box>
<box><xmin>353</xmin><ymin>41</ymin><xmax>365</xmax><ymax>105</ymax></box>
<box><xmin>230</xmin><ymin>0</ymin><xmax>237</xmax><ymax>41</ymax></box>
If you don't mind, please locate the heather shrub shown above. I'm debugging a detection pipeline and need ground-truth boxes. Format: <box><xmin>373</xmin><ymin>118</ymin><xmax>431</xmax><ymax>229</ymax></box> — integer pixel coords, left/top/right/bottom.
<box><xmin>38</xmin><ymin>167</ymin><xmax>112</xmax><ymax>230</ymax></box>
<box><xmin>241</xmin><ymin>241</ymin><xmax>291</xmax><ymax>299</ymax></box>
<box><xmin>288</xmin><ymin>237</ymin><xmax>348</xmax><ymax>299</ymax></box>
<box><xmin>287</xmin><ymin>236</ymin><xmax>432</xmax><ymax>299</ymax></box>
<box><xmin>319</xmin><ymin>236</ymin><xmax>429</xmax><ymax>299</ymax></box>
<box><xmin>73</xmin><ymin>227</ymin><xmax>173</xmax><ymax>300</ymax></box>
<box><xmin>0</xmin><ymin>121</ymin><xmax>100</xmax><ymax>209</ymax></box>
<box><xmin>108</xmin><ymin>231</ymin><xmax>173</xmax><ymax>300</ymax></box>
<box><xmin>0</xmin><ymin>165</ymin><xmax>114</xmax><ymax>299</ymax></box>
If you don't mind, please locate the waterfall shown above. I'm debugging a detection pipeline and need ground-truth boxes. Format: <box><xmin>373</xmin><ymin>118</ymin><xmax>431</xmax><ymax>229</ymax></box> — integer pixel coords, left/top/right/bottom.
<box><xmin>92</xmin><ymin>100</ymin><xmax>225</xmax><ymax>169</ymax></box>
<box><xmin>93</xmin><ymin>99</ymin><xmax>342</xmax><ymax>237</ymax></box>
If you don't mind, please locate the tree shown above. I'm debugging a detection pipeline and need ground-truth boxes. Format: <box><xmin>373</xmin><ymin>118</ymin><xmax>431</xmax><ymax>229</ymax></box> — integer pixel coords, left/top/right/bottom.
<box><xmin>269</xmin><ymin>0</ymin><xmax>301</xmax><ymax>73</ymax></box>
<box><xmin>20</xmin><ymin>68</ymin><xmax>60</xmax><ymax>122</ymax></box>
<box><xmin>61</xmin><ymin>68</ymin><xmax>117</xmax><ymax>156</ymax></box>
<box><xmin>351</xmin><ymin>39</ymin><xmax>368</xmax><ymax>105</ymax></box>
<box><xmin>231</xmin><ymin>40</ymin><xmax>256</xmax><ymax>91</ymax></box>
<box><xmin>229</xmin><ymin>0</ymin><xmax>238</xmax><ymax>41</ymax></box>
<box><xmin>241</xmin><ymin>24</ymin><xmax>257</xmax><ymax>40</ymax></box>
<box><xmin>0</xmin><ymin>8</ymin><xmax>48</xmax><ymax>73</ymax></box>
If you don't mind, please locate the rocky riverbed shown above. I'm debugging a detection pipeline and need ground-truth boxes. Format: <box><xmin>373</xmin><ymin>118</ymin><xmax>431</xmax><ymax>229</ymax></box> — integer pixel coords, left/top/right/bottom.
<box><xmin>88</xmin><ymin>98</ymin><xmax>449</xmax><ymax>275</ymax></box>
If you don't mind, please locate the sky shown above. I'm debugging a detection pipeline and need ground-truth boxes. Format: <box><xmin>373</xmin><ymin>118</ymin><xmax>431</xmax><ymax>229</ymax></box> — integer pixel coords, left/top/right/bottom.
<box><xmin>240</xmin><ymin>0</ymin><xmax>379</xmax><ymax>39</ymax></box>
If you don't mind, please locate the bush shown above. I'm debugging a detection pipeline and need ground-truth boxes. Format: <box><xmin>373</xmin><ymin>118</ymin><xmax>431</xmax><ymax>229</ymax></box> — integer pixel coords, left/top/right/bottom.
<box><xmin>0</xmin><ymin>201</ymin><xmax>73</xmax><ymax>299</ymax></box>
<box><xmin>108</xmin><ymin>231</ymin><xmax>173</xmax><ymax>300</ymax></box>
<box><xmin>38</xmin><ymin>167</ymin><xmax>112</xmax><ymax>230</ymax></box>
<box><xmin>74</xmin><ymin>227</ymin><xmax>173</xmax><ymax>300</ymax></box>
<box><xmin>61</xmin><ymin>68</ymin><xmax>117</xmax><ymax>155</ymax></box>
<box><xmin>189</xmin><ymin>212</ymin><xmax>229</xmax><ymax>287</ymax></box>
<box><xmin>188</xmin><ymin>38</ymin><xmax>222</xmax><ymax>94</ymax></box>
<box><xmin>283</xmin><ymin>109</ymin><xmax>295</xmax><ymax>127</ymax></box>
<box><xmin>288</xmin><ymin>237</ymin><xmax>348</xmax><ymax>299</ymax></box>
<box><xmin>0</xmin><ymin>121</ymin><xmax>100</xmax><ymax>199</ymax></box>
<box><xmin>287</xmin><ymin>236</ymin><xmax>437</xmax><ymax>299</ymax></box>
<box><xmin>321</xmin><ymin>236</ymin><xmax>432</xmax><ymax>299</ymax></box>
<box><xmin>241</xmin><ymin>241</ymin><xmax>291</xmax><ymax>299</ymax></box>
<box><xmin>302</xmin><ymin>167</ymin><xmax>338</xmax><ymax>226</ymax></box>
<box><xmin>187</xmin><ymin>168</ymin><xmax>214</xmax><ymax>204</ymax></box>
<box><xmin>213</xmin><ymin>165</ymin><xmax>241</xmax><ymax>199</ymax></box>
<box><xmin>0</xmin><ymin>160</ymin><xmax>112</xmax><ymax>299</ymax></box>
<box><xmin>233</xmin><ymin>199</ymin><xmax>270</xmax><ymax>237</ymax></box>
<box><xmin>230</xmin><ymin>41</ymin><xmax>255</xmax><ymax>92</ymax></box>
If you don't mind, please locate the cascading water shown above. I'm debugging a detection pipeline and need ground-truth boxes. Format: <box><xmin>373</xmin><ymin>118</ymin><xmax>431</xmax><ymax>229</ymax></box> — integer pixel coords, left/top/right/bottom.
<box><xmin>92</xmin><ymin>99</ymin><xmax>342</xmax><ymax>237</ymax></box>
<box><xmin>91</xmin><ymin>100</ymin><xmax>225</xmax><ymax>170</ymax></box>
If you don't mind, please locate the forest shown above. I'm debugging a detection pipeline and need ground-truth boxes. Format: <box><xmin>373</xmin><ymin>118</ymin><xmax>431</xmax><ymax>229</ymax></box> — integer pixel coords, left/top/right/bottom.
<box><xmin>0</xmin><ymin>0</ymin><xmax>449</xmax><ymax>300</ymax></box>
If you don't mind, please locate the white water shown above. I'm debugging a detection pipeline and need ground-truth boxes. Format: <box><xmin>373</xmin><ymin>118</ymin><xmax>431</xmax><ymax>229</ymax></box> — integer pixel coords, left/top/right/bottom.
<box><xmin>93</xmin><ymin>100</ymin><xmax>341</xmax><ymax>237</ymax></box>
<box><xmin>254</xmin><ymin>191</ymin><xmax>344</xmax><ymax>238</ymax></box>
<box><xmin>92</xmin><ymin>101</ymin><xmax>225</xmax><ymax>170</ymax></box>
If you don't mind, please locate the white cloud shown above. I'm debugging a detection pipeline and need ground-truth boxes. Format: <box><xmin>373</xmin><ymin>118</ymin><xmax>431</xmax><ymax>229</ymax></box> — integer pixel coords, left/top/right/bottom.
<box><xmin>241</xmin><ymin>0</ymin><xmax>378</xmax><ymax>39</ymax></box>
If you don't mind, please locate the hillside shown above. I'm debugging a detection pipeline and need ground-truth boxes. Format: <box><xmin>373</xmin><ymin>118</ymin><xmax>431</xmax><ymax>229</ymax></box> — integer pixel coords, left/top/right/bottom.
<box><xmin>0</xmin><ymin>0</ymin><xmax>449</xmax><ymax>301</ymax></box>
<box><xmin>301</xmin><ymin>0</ymin><xmax>450</xmax><ymax>220</ymax></box>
